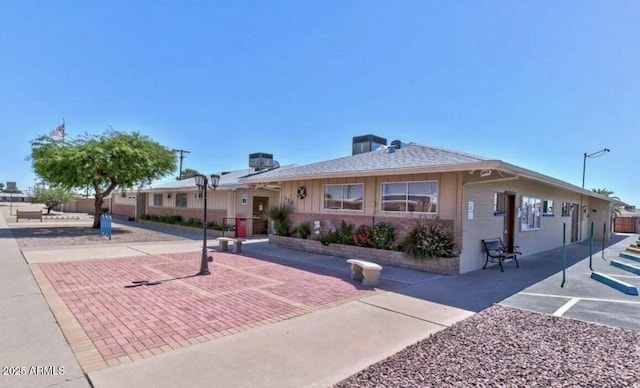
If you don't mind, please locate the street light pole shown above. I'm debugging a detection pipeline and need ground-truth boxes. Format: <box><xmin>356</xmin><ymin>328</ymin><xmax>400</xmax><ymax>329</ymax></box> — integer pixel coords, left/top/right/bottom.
<box><xmin>579</xmin><ymin>148</ymin><xmax>610</xmax><ymax>241</ymax></box>
<box><xmin>195</xmin><ymin>174</ymin><xmax>221</xmax><ymax>275</ymax></box>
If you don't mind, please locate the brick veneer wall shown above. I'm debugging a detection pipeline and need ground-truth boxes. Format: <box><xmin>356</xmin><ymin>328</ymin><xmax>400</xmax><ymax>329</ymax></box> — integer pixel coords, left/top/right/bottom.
<box><xmin>145</xmin><ymin>207</ymin><xmax>227</xmax><ymax>226</ymax></box>
<box><xmin>269</xmin><ymin>235</ymin><xmax>460</xmax><ymax>275</ymax></box>
<box><xmin>138</xmin><ymin>219</ymin><xmax>235</xmax><ymax>238</ymax></box>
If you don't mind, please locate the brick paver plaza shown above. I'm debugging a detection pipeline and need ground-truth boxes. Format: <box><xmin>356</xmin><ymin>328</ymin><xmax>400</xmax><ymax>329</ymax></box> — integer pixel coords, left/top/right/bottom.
<box><xmin>31</xmin><ymin>250</ymin><xmax>397</xmax><ymax>373</ymax></box>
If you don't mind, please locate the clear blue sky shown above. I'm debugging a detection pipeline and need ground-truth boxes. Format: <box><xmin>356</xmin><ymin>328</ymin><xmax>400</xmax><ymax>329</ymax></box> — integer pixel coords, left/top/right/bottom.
<box><xmin>1</xmin><ymin>1</ymin><xmax>638</xmax><ymax>205</ymax></box>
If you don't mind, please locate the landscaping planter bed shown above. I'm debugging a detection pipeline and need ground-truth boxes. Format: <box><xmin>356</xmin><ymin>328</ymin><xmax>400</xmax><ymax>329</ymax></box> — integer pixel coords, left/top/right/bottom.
<box><xmin>269</xmin><ymin>235</ymin><xmax>459</xmax><ymax>275</ymax></box>
<box><xmin>138</xmin><ymin>219</ymin><xmax>236</xmax><ymax>238</ymax></box>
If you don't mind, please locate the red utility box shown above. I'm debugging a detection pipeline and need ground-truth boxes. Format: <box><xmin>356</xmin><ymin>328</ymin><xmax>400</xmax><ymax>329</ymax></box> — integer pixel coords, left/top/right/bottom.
<box><xmin>235</xmin><ymin>218</ymin><xmax>247</xmax><ymax>238</ymax></box>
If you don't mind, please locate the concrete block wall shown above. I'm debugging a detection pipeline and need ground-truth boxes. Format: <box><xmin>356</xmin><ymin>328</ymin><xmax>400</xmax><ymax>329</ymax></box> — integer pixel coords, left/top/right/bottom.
<box><xmin>269</xmin><ymin>235</ymin><xmax>459</xmax><ymax>275</ymax></box>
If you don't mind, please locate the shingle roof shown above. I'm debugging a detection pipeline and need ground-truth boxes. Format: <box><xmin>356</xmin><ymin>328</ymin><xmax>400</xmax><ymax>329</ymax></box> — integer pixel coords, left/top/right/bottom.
<box><xmin>147</xmin><ymin>168</ymin><xmax>270</xmax><ymax>190</ymax></box>
<box><xmin>146</xmin><ymin>165</ymin><xmax>296</xmax><ymax>190</ymax></box>
<box><xmin>241</xmin><ymin>144</ymin><xmax>492</xmax><ymax>182</ymax></box>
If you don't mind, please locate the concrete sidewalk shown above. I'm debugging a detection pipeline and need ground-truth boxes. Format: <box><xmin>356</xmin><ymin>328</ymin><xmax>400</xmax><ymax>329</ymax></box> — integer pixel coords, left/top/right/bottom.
<box><xmin>0</xmin><ymin>211</ymin><xmax>90</xmax><ymax>388</ymax></box>
<box><xmin>3</xmin><ymin>206</ymin><xmax>638</xmax><ymax>388</ymax></box>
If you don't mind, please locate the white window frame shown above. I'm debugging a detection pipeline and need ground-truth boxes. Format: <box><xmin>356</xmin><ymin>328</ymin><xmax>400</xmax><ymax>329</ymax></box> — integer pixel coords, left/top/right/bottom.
<box><xmin>494</xmin><ymin>192</ymin><xmax>506</xmax><ymax>215</ymax></box>
<box><xmin>175</xmin><ymin>192</ymin><xmax>188</xmax><ymax>208</ymax></box>
<box><xmin>521</xmin><ymin>195</ymin><xmax>541</xmax><ymax>231</ymax></box>
<box><xmin>153</xmin><ymin>193</ymin><xmax>163</xmax><ymax>207</ymax></box>
<box><xmin>381</xmin><ymin>180</ymin><xmax>438</xmax><ymax>214</ymax></box>
<box><xmin>323</xmin><ymin>184</ymin><xmax>364</xmax><ymax>211</ymax></box>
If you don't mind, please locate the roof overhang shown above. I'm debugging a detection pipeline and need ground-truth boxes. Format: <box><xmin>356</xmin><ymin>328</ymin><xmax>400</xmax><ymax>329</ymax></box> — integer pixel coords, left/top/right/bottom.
<box><xmin>239</xmin><ymin>161</ymin><xmax>503</xmax><ymax>183</ymax></box>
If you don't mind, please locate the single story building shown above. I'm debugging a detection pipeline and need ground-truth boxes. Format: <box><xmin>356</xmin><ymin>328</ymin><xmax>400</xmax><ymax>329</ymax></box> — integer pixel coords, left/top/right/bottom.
<box><xmin>238</xmin><ymin>135</ymin><xmax>616</xmax><ymax>274</ymax></box>
<box><xmin>0</xmin><ymin>192</ymin><xmax>30</xmax><ymax>202</ymax></box>
<box><xmin>111</xmin><ymin>154</ymin><xmax>287</xmax><ymax>237</ymax></box>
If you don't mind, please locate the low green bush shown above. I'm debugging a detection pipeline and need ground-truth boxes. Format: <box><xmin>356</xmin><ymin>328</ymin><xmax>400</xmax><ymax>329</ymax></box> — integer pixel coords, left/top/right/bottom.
<box><xmin>402</xmin><ymin>222</ymin><xmax>454</xmax><ymax>259</ymax></box>
<box><xmin>297</xmin><ymin>222</ymin><xmax>311</xmax><ymax>239</ymax></box>
<box><xmin>267</xmin><ymin>204</ymin><xmax>294</xmax><ymax>236</ymax></box>
<box><xmin>371</xmin><ymin>222</ymin><xmax>396</xmax><ymax>250</ymax></box>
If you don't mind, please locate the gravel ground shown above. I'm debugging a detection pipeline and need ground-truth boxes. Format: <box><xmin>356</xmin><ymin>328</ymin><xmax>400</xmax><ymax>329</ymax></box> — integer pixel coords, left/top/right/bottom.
<box><xmin>9</xmin><ymin>223</ymin><xmax>186</xmax><ymax>247</ymax></box>
<box><xmin>1</xmin><ymin>203</ymin><xmax>189</xmax><ymax>247</ymax></box>
<box><xmin>335</xmin><ymin>304</ymin><xmax>640</xmax><ymax>387</ymax></box>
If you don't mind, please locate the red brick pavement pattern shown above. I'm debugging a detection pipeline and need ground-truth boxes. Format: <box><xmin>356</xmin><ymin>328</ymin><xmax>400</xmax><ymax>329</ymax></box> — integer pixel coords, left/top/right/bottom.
<box><xmin>37</xmin><ymin>251</ymin><xmax>393</xmax><ymax>366</ymax></box>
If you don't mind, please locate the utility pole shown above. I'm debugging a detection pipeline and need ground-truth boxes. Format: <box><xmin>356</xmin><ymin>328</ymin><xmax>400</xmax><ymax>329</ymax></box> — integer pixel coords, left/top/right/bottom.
<box><xmin>172</xmin><ymin>149</ymin><xmax>191</xmax><ymax>180</ymax></box>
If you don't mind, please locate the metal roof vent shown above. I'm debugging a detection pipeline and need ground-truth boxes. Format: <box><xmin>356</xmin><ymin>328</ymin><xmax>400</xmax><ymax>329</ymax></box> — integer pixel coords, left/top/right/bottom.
<box><xmin>390</xmin><ymin>139</ymin><xmax>408</xmax><ymax>149</ymax></box>
<box><xmin>352</xmin><ymin>134</ymin><xmax>387</xmax><ymax>155</ymax></box>
<box><xmin>249</xmin><ymin>153</ymin><xmax>274</xmax><ymax>171</ymax></box>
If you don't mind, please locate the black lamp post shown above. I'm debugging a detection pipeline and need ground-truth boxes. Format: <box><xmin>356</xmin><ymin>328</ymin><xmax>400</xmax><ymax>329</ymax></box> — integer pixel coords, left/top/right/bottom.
<box><xmin>579</xmin><ymin>148</ymin><xmax>609</xmax><ymax>240</ymax></box>
<box><xmin>195</xmin><ymin>173</ymin><xmax>221</xmax><ymax>275</ymax></box>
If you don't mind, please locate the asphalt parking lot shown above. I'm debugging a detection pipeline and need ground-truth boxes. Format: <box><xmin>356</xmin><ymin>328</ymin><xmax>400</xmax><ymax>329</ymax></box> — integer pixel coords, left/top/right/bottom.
<box><xmin>500</xmin><ymin>235</ymin><xmax>640</xmax><ymax>331</ymax></box>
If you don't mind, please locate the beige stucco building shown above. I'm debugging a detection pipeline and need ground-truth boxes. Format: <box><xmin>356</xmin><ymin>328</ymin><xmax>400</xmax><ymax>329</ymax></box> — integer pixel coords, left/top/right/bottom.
<box><xmin>109</xmin><ymin>136</ymin><xmax>615</xmax><ymax>274</ymax></box>
<box><xmin>239</xmin><ymin>135</ymin><xmax>615</xmax><ymax>274</ymax></box>
<box><xmin>112</xmin><ymin>167</ymin><xmax>281</xmax><ymax>237</ymax></box>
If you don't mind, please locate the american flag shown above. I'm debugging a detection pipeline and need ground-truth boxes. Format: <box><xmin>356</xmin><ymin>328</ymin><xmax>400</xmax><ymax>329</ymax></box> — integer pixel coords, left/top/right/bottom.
<box><xmin>50</xmin><ymin>123</ymin><xmax>65</xmax><ymax>139</ymax></box>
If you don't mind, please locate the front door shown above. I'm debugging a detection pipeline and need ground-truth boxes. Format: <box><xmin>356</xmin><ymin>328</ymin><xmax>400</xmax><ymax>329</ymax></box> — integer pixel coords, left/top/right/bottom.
<box><xmin>252</xmin><ymin>196</ymin><xmax>269</xmax><ymax>235</ymax></box>
<box><xmin>571</xmin><ymin>203</ymin><xmax>580</xmax><ymax>242</ymax></box>
<box><xmin>504</xmin><ymin>192</ymin><xmax>516</xmax><ymax>252</ymax></box>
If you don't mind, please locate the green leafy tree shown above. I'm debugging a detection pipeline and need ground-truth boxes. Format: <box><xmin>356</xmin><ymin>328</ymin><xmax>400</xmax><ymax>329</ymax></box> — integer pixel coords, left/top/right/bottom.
<box><xmin>179</xmin><ymin>168</ymin><xmax>201</xmax><ymax>180</ymax></box>
<box><xmin>30</xmin><ymin>130</ymin><xmax>176</xmax><ymax>228</ymax></box>
<box><xmin>0</xmin><ymin>183</ymin><xmax>4</xmax><ymax>192</ymax></box>
<box><xmin>30</xmin><ymin>187</ymin><xmax>75</xmax><ymax>214</ymax></box>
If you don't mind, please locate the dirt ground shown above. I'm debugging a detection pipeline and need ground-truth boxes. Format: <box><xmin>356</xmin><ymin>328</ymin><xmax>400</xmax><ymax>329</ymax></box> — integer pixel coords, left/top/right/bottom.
<box><xmin>1</xmin><ymin>202</ymin><xmax>185</xmax><ymax>247</ymax></box>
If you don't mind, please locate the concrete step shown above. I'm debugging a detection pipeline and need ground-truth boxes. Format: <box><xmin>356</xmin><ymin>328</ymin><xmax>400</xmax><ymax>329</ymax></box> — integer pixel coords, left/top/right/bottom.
<box><xmin>620</xmin><ymin>252</ymin><xmax>640</xmax><ymax>264</ymax></box>
<box><xmin>610</xmin><ymin>260</ymin><xmax>640</xmax><ymax>275</ymax></box>
<box><xmin>625</xmin><ymin>246</ymin><xmax>640</xmax><ymax>256</ymax></box>
<box><xmin>591</xmin><ymin>272</ymin><xmax>639</xmax><ymax>295</ymax></box>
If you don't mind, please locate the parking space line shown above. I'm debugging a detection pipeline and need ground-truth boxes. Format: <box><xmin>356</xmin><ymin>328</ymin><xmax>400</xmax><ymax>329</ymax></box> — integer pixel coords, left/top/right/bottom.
<box><xmin>552</xmin><ymin>298</ymin><xmax>580</xmax><ymax>317</ymax></box>
<box><xmin>520</xmin><ymin>292</ymin><xmax>640</xmax><ymax>305</ymax></box>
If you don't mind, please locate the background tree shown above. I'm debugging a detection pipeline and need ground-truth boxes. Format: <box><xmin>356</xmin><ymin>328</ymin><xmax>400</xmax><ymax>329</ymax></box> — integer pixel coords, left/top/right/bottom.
<box><xmin>30</xmin><ymin>130</ymin><xmax>176</xmax><ymax>228</ymax></box>
<box><xmin>592</xmin><ymin>187</ymin><xmax>623</xmax><ymax>215</ymax></box>
<box><xmin>0</xmin><ymin>183</ymin><xmax>4</xmax><ymax>192</ymax></box>
<box><xmin>30</xmin><ymin>186</ymin><xmax>76</xmax><ymax>214</ymax></box>
<box><xmin>591</xmin><ymin>188</ymin><xmax>615</xmax><ymax>197</ymax></box>
<box><xmin>179</xmin><ymin>168</ymin><xmax>201</xmax><ymax>180</ymax></box>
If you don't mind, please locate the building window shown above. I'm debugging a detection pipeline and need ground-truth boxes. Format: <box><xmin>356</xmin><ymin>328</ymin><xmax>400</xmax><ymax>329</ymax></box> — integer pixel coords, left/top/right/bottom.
<box><xmin>561</xmin><ymin>202</ymin><xmax>571</xmax><ymax>217</ymax></box>
<box><xmin>543</xmin><ymin>199</ymin><xmax>554</xmax><ymax>216</ymax></box>
<box><xmin>323</xmin><ymin>184</ymin><xmax>363</xmax><ymax>210</ymax></box>
<box><xmin>193</xmin><ymin>191</ymin><xmax>203</xmax><ymax>199</ymax></box>
<box><xmin>494</xmin><ymin>192</ymin><xmax>506</xmax><ymax>215</ymax></box>
<box><xmin>381</xmin><ymin>181</ymin><xmax>438</xmax><ymax>213</ymax></box>
<box><xmin>175</xmin><ymin>193</ymin><xmax>188</xmax><ymax>208</ymax></box>
<box><xmin>521</xmin><ymin>195</ymin><xmax>541</xmax><ymax>231</ymax></box>
<box><xmin>153</xmin><ymin>194</ymin><xmax>163</xmax><ymax>206</ymax></box>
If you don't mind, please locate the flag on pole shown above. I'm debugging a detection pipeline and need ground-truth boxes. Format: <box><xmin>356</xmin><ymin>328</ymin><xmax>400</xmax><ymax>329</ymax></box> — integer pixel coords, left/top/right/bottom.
<box><xmin>50</xmin><ymin>122</ymin><xmax>65</xmax><ymax>139</ymax></box>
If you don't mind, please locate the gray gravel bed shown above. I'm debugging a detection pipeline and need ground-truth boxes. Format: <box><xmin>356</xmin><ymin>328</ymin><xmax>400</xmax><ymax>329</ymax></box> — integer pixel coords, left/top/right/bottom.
<box><xmin>9</xmin><ymin>224</ymin><xmax>186</xmax><ymax>248</ymax></box>
<box><xmin>335</xmin><ymin>304</ymin><xmax>640</xmax><ymax>387</ymax></box>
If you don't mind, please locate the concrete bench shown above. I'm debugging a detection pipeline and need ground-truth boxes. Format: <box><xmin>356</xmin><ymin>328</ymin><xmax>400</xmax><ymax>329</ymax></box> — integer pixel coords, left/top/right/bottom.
<box><xmin>16</xmin><ymin>210</ymin><xmax>43</xmax><ymax>222</ymax></box>
<box><xmin>216</xmin><ymin>237</ymin><xmax>245</xmax><ymax>253</ymax></box>
<box><xmin>347</xmin><ymin>259</ymin><xmax>382</xmax><ymax>286</ymax></box>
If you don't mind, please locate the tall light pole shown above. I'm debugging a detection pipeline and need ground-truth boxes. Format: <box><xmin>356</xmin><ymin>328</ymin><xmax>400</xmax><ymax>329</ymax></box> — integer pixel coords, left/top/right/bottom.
<box><xmin>194</xmin><ymin>173</ymin><xmax>220</xmax><ymax>275</ymax></box>
<box><xmin>579</xmin><ymin>148</ymin><xmax>610</xmax><ymax>240</ymax></box>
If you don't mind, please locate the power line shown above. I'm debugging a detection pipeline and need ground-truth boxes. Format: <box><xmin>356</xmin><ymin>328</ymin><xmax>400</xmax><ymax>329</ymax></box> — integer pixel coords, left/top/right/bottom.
<box><xmin>172</xmin><ymin>149</ymin><xmax>191</xmax><ymax>180</ymax></box>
